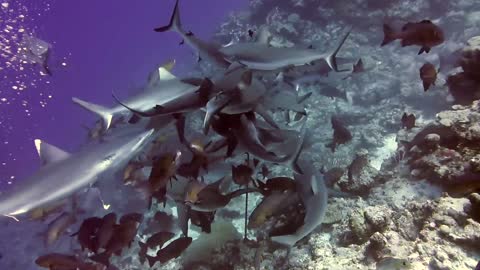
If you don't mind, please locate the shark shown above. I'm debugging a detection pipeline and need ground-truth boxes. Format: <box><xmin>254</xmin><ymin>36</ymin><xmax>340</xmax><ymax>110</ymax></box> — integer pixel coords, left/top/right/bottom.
<box><xmin>0</xmin><ymin>129</ymin><xmax>155</xmax><ymax>217</ymax></box>
<box><xmin>73</xmin><ymin>63</ymin><xmax>209</xmax><ymax>130</ymax></box>
<box><xmin>219</xmin><ymin>29</ymin><xmax>352</xmax><ymax>73</ymax></box>
<box><xmin>154</xmin><ymin>0</ymin><xmax>229</xmax><ymax>68</ymax></box>
<box><xmin>271</xmin><ymin>157</ymin><xmax>328</xmax><ymax>247</ymax></box>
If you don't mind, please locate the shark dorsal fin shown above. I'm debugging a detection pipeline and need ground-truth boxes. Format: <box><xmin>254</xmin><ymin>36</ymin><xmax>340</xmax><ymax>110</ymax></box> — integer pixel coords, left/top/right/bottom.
<box><xmin>256</xmin><ymin>26</ymin><xmax>273</xmax><ymax>46</ymax></box>
<box><xmin>158</xmin><ymin>67</ymin><xmax>177</xmax><ymax>81</ymax></box>
<box><xmin>147</xmin><ymin>60</ymin><xmax>177</xmax><ymax>87</ymax></box>
<box><xmin>34</xmin><ymin>139</ymin><xmax>70</xmax><ymax>165</ymax></box>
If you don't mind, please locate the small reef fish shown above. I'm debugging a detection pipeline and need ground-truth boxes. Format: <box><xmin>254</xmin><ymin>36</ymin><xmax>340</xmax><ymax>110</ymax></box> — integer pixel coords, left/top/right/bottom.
<box><xmin>401</xmin><ymin>113</ymin><xmax>416</xmax><ymax>130</ymax></box>
<box><xmin>146</xmin><ymin>237</ymin><xmax>193</xmax><ymax>267</ymax></box>
<box><xmin>419</xmin><ymin>62</ymin><xmax>438</xmax><ymax>91</ymax></box>
<box><xmin>326</xmin><ymin>116</ymin><xmax>352</xmax><ymax>152</ymax></box>
<box><xmin>381</xmin><ymin>20</ymin><xmax>444</xmax><ymax>54</ymax></box>
<box><xmin>376</xmin><ymin>257</ymin><xmax>412</xmax><ymax>270</ymax></box>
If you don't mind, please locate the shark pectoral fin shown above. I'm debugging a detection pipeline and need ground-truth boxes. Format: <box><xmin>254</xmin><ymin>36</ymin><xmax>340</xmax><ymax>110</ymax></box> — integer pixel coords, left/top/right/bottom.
<box><xmin>112</xmin><ymin>92</ymin><xmax>159</xmax><ymax>117</ymax></box>
<box><xmin>34</xmin><ymin>139</ymin><xmax>71</xmax><ymax>166</ymax></box>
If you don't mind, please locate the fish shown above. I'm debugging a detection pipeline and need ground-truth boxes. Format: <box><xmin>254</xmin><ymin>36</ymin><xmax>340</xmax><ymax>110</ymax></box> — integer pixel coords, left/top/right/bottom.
<box><xmin>138</xmin><ymin>231</ymin><xmax>175</xmax><ymax>264</ymax></box>
<box><xmin>154</xmin><ymin>0</ymin><xmax>229</xmax><ymax>68</ymax></box>
<box><xmin>248</xmin><ymin>190</ymin><xmax>295</xmax><ymax>229</ymax></box>
<box><xmin>73</xmin><ymin>64</ymin><xmax>205</xmax><ymax>129</ymax></box>
<box><xmin>112</xmin><ymin>77</ymin><xmax>214</xmax><ymax>119</ymax></box>
<box><xmin>28</xmin><ymin>201</ymin><xmax>65</xmax><ymax>221</ymax></box>
<box><xmin>146</xmin><ymin>237</ymin><xmax>193</xmax><ymax>267</ymax></box>
<box><xmin>44</xmin><ymin>211</ymin><xmax>76</xmax><ymax>246</ymax></box>
<box><xmin>190</xmin><ymin>210</ymin><xmax>215</xmax><ymax>233</ymax></box>
<box><xmin>271</xmin><ymin>158</ymin><xmax>328</xmax><ymax>247</ymax></box>
<box><xmin>376</xmin><ymin>257</ymin><xmax>411</xmax><ymax>270</ymax></box>
<box><xmin>381</xmin><ymin>20</ymin><xmax>444</xmax><ymax>54</ymax></box>
<box><xmin>347</xmin><ymin>152</ymin><xmax>369</xmax><ymax>182</ymax></box>
<box><xmin>326</xmin><ymin>116</ymin><xmax>352</xmax><ymax>152</ymax></box>
<box><xmin>36</xmin><ymin>253</ymin><xmax>100</xmax><ymax>270</ymax></box>
<box><xmin>96</xmin><ymin>213</ymin><xmax>117</xmax><ymax>252</ymax></box>
<box><xmin>73</xmin><ymin>217</ymin><xmax>102</xmax><ymax>252</ymax></box>
<box><xmin>202</xmin><ymin>69</ymin><xmax>275</xmax><ymax>134</ymax></box>
<box><xmin>232</xmin><ymin>115</ymin><xmax>307</xmax><ymax>174</ymax></box>
<box><xmin>141</xmin><ymin>151</ymin><xmax>181</xmax><ymax>205</ymax></box>
<box><xmin>401</xmin><ymin>113</ymin><xmax>416</xmax><ymax>130</ymax></box>
<box><xmin>186</xmin><ymin>177</ymin><xmax>258</xmax><ymax>212</ymax></box>
<box><xmin>323</xmin><ymin>167</ymin><xmax>345</xmax><ymax>186</ymax></box>
<box><xmin>0</xmin><ymin>129</ymin><xmax>155</xmax><ymax>217</ymax></box>
<box><xmin>419</xmin><ymin>62</ymin><xmax>437</xmax><ymax>91</ymax></box>
<box><xmin>123</xmin><ymin>161</ymin><xmax>145</xmax><ymax>186</ymax></box>
<box><xmin>219</xmin><ymin>29</ymin><xmax>352</xmax><ymax>72</ymax></box>
<box><xmin>316</xmin><ymin>82</ymin><xmax>348</xmax><ymax>101</ymax></box>
<box><xmin>231</xmin><ymin>164</ymin><xmax>254</xmax><ymax>186</ymax></box>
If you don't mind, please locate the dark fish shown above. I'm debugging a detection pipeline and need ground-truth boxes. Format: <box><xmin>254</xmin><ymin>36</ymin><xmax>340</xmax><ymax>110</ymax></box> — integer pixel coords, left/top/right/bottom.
<box><xmin>401</xmin><ymin>113</ymin><xmax>416</xmax><ymax>130</ymax></box>
<box><xmin>326</xmin><ymin>116</ymin><xmax>352</xmax><ymax>152</ymax></box>
<box><xmin>347</xmin><ymin>153</ymin><xmax>369</xmax><ymax>181</ymax></box>
<box><xmin>231</xmin><ymin>164</ymin><xmax>254</xmax><ymax>186</ymax></box>
<box><xmin>324</xmin><ymin>167</ymin><xmax>345</xmax><ymax>186</ymax></box>
<box><xmin>36</xmin><ymin>253</ymin><xmax>99</xmax><ymax>270</ymax></box>
<box><xmin>381</xmin><ymin>20</ymin><xmax>444</xmax><ymax>54</ymax></box>
<box><xmin>139</xmin><ymin>231</ymin><xmax>175</xmax><ymax>264</ymax></box>
<box><xmin>260</xmin><ymin>164</ymin><xmax>269</xmax><ymax>179</ymax></box>
<box><xmin>119</xmin><ymin>212</ymin><xmax>143</xmax><ymax>225</ymax></box>
<box><xmin>146</xmin><ymin>237</ymin><xmax>193</xmax><ymax>267</ymax></box>
<box><xmin>419</xmin><ymin>62</ymin><xmax>437</xmax><ymax>91</ymax></box>
<box><xmin>96</xmin><ymin>213</ymin><xmax>117</xmax><ymax>252</ymax></box>
<box><xmin>187</xmin><ymin>177</ymin><xmax>259</xmax><ymax>212</ymax></box>
<box><xmin>248</xmin><ymin>29</ymin><xmax>254</xmax><ymax>38</ymax></box>
<box><xmin>190</xmin><ymin>210</ymin><xmax>215</xmax><ymax>233</ymax></box>
<box><xmin>141</xmin><ymin>152</ymin><xmax>180</xmax><ymax>205</ymax></box>
<box><xmin>73</xmin><ymin>217</ymin><xmax>102</xmax><ymax>252</ymax></box>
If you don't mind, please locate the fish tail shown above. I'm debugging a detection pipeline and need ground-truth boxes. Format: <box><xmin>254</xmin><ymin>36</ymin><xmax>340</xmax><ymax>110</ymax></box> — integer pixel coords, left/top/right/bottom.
<box><xmin>72</xmin><ymin>97</ymin><xmax>113</xmax><ymax>130</ymax></box>
<box><xmin>326</xmin><ymin>28</ymin><xmax>351</xmax><ymax>72</ymax></box>
<box><xmin>146</xmin><ymin>255</ymin><xmax>157</xmax><ymax>268</ymax></box>
<box><xmin>423</xmin><ymin>81</ymin><xmax>430</xmax><ymax>91</ymax></box>
<box><xmin>154</xmin><ymin>0</ymin><xmax>182</xmax><ymax>33</ymax></box>
<box><xmin>381</xmin><ymin>23</ymin><xmax>396</xmax><ymax>46</ymax></box>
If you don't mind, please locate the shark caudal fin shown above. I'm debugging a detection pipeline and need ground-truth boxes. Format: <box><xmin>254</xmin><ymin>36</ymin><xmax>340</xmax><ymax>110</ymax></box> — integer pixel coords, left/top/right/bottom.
<box><xmin>154</xmin><ymin>0</ymin><xmax>182</xmax><ymax>33</ymax></box>
<box><xmin>72</xmin><ymin>97</ymin><xmax>113</xmax><ymax>130</ymax></box>
<box><xmin>325</xmin><ymin>29</ymin><xmax>351</xmax><ymax>72</ymax></box>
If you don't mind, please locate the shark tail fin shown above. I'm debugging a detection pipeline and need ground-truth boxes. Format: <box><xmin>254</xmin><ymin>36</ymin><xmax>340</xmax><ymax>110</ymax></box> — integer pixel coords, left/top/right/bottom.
<box><xmin>271</xmin><ymin>234</ymin><xmax>298</xmax><ymax>247</ymax></box>
<box><xmin>154</xmin><ymin>0</ymin><xmax>182</xmax><ymax>33</ymax></box>
<box><xmin>326</xmin><ymin>29</ymin><xmax>351</xmax><ymax>72</ymax></box>
<box><xmin>72</xmin><ymin>97</ymin><xmax>113</xmax><ymax>130</ymax></box>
